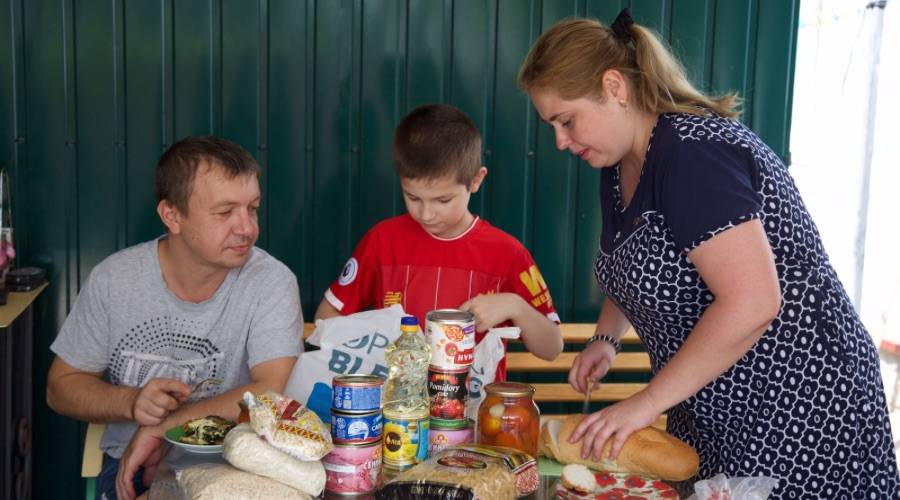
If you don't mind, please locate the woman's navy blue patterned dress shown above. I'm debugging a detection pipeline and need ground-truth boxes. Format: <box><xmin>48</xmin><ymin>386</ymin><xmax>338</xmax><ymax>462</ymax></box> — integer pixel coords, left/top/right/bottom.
<box><xmin>594</xmin><ymin>113</ymin><xmax>899</xmax><ymax>498</ymax></box>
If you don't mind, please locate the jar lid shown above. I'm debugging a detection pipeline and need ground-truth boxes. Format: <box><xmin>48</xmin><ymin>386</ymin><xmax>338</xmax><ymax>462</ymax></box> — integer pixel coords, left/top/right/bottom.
<box><xmin>484</xmin><ymin>382</ymin><xmax>534</xmax><ymax>397</ymax></box>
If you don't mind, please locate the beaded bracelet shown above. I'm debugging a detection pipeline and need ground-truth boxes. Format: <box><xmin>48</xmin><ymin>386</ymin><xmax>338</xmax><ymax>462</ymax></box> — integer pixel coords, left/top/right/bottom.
<box><xmin>586</xmin><ymin>334</ymin><xmax>622</xmax><ymax>353</ymax></box>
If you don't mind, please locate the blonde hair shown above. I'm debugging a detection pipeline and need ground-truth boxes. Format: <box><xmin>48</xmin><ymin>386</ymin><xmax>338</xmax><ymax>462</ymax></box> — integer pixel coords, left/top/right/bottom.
<box><xmin>517</xmin><ymin>17</ymin><xmax>740</xmax><ymax>119</ymax></box>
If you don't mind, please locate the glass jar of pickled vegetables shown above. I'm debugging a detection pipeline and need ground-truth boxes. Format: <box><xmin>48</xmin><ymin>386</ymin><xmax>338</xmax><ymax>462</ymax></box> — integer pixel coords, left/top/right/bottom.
<box><xmin>476</xmin><ymin>382</ymin><xmax>540</xmax><ymax>458</ymax></box>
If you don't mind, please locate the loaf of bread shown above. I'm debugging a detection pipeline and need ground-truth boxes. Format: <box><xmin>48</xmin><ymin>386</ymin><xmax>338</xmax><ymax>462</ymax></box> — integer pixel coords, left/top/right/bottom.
<box><xmin>540</xmin><ymin>415</ymin><xmax>699</xmax><ymax>481</ymax></box>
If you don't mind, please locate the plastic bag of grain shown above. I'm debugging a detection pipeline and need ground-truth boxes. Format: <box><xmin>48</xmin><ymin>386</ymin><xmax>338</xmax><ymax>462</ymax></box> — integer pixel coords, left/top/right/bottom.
<box><xmin>223</xmin><ymin>423</ymin><xmax>325</xmax><ymax>497</ymax></box>
<box><xmin>377</xmin><ymin>444</ymin><xmax>538</xmax><ymax>499</ymax></box>
<box><xmin>177</xmin><ymin>463</ymin><xmax>312</xmax><ymax>499</ymax></box>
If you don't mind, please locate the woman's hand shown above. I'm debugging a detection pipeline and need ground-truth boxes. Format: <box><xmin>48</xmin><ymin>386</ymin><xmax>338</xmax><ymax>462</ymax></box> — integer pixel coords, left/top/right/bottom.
<box><xmin>568</xmin><ymin>389</ymin><xmax>663</xmax><ymax>461</ymax></box>
<box><xmin>568</xmin><ymin>340</ymin><xmax>616</xmax><ymax>394</ymax></box>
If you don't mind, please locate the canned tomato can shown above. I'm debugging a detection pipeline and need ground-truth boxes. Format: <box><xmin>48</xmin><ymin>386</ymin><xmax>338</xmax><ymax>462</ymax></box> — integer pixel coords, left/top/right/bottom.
<box><xmin>332</xmin><ymin>374</ymin><xmax>385</xmax><ymax>412</ymax></box>
<box><xmin>331</xmin><ymin>410</ymin><xmax>383</xmax><ymax>444</ymax></box>
<box><xmin>428</xmin><ymin>420</ymin><xmax>474</xmax><ymax>456</ymax></box>
<box><xmin>382</xmin><ymin>408</ymin><xmax>429</xmax><ymax>467</ymax></box>
<box><xmin>427</xmin><ymin>366</ymin><xmax>469</xmax><ymax>425</ymax></box>
<box><xmin>426</xmin><ymin>309</ymin><xmax>476</xmax><ymax>369</ymax></box>
<box><xmin>323</xmin><ymin>440</ymin><xmax>382</xmax><ymax>496</ymax></box>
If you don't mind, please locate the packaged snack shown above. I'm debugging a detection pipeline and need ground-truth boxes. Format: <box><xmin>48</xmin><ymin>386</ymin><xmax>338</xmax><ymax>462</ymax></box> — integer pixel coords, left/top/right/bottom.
<box><xmin>245</xmin><ymin>391</ymin><xmax>333</xmax><ymax>461</ymax></box>
<box><xmin>378</xmin><ymin>444</ymin><xmax>538</xmax><ymax>499</ymax></box>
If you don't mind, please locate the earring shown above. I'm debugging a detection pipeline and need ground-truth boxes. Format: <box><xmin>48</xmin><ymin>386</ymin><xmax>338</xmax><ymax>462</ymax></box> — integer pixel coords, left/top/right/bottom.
<box><xmin>619</xmin><ymin>100</ymin><xmax>627</xmax><ymax>108</ymax></box>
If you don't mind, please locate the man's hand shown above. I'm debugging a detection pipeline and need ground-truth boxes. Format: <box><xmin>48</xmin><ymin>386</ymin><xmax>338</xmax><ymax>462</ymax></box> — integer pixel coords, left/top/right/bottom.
<box><xmin>116</xmin><ymin>426</ymin><xmax>167</xmax><ymax>500</ymax></box>
<box><xmin>131</xmin><ymin>378</ymin><xmax>191</xmax><ymax>426</ymax></box>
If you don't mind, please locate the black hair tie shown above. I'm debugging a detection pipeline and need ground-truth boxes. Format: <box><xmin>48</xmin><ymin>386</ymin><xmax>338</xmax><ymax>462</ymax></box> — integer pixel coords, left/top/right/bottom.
<box><xmin>611</xmin><ymin>7</ymin><xmax>635</xmax><ymax>44</ymax></box>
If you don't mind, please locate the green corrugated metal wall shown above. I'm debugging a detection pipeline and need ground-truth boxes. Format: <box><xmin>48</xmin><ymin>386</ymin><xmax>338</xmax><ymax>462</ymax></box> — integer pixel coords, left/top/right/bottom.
<box><xmin>0</xmin><ymin>0</ymin><xmax>798</xmax><ymax>496</ymax></box>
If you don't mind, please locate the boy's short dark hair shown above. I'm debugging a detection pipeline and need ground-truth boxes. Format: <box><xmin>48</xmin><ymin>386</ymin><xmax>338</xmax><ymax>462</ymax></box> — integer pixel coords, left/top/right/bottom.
<box><xmin>156</xmin><ymin>136</ymin><xmax>260</xmax><ymax>214</ymax></box>
<box><xmin>393</xmin><ymin>104</ymin><xmax>482</xmax><ymax>185</ymax></box>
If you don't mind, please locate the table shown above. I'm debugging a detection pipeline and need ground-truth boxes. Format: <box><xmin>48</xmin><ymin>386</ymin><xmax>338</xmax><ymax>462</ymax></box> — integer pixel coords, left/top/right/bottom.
<box><xmin>0</xmin><ymin>283</ymin><xmax>47</xmax><ymax>500</ymax></box>
<box><xmin>148</xmin><ymin>447</ymin><xmax>562</xmax><ymax>499</ymax></box>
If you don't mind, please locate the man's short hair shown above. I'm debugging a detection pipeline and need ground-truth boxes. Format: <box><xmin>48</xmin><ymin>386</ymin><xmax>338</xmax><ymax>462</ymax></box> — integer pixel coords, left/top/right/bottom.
<box><xmin>156</xmin><ymin>136</ymin><xmax>260</xmax><ymax>214</ymax></box>
<box><xmin>393</xmin><ymin>104</ymin><xmax>482</xmax><ymax>185</ymax></box>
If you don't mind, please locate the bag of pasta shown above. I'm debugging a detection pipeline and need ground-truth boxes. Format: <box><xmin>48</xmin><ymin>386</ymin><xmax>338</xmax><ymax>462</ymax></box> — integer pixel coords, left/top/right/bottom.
<box><xmin>244</xmin><ymin>391</ymin><xmax>333</xmax><ymax>461</ymax></box>
<box><xmin>377</xmin><ymin>444</ymin><xmax>539</xmax><ymax>499</ymax></box>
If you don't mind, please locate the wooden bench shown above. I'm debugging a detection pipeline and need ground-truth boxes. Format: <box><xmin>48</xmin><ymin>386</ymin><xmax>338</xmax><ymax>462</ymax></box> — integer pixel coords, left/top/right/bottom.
<box><xmin>83</xmin><ymin>322</ymin><xmax>658</xmax><ymax>480</ymax></box>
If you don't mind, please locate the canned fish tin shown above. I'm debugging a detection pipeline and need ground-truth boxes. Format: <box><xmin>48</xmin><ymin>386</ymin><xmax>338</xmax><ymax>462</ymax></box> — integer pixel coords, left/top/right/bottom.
<box><xmin>323</xmin><ymin>440</ymin><xmax>382</xmax><ymax>496</ymax></box>
<box><xmin>382</xmin><ymin>408</ymin><xmax>429</xmax><ymax>467</ymax></box>
<box><xmin>426</xmin><ymin>309</ymin><xmax>476</xmax><ymax>369</ymax></box>
<box><xmin>428</xmin><ymin>420</ymin><xmax>474</xmax><ymax>456</ymax></box>
<box><xmin>332</xmin><ymin>374</ymin><xmax>385</xmax><ymax>412</ymax></box>
<box><xmin>331</xmin><ymin>410</ymin><xmax>383</xmax><ymax>444</ymax></box>
<box><xmin>428</xmin><ymin>366</ymin><xmax>469</xmax><ymax>425</ymax></box>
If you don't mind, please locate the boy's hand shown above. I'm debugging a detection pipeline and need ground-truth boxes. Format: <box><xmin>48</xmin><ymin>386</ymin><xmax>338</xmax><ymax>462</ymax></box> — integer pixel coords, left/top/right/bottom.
<box><xmin>459</xmin><ymin>293</ymin><xmax>525</xmax><ymax>332</ymax></box>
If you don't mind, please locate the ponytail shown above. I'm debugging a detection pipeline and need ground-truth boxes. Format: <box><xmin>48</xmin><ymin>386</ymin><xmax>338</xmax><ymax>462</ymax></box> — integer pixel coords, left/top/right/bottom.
<box><xmin>517</xmin><ymin>10</ymin><xmax>740</xmax><ymax>119</ymax></box>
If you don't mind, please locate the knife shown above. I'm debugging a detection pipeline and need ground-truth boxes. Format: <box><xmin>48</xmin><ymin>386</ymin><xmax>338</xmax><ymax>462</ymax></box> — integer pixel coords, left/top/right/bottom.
<box><xmin>582</xmin><ymin>375</ymin><xmax>595</xmax><ymax>414</ymax></box>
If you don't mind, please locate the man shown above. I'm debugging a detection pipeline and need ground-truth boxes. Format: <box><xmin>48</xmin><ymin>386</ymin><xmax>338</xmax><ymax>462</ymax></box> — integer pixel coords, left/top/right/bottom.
<box><xmin>46</xmin><ymin>136</ymin><xmax>302</xmax><ymax>499</ymax></box>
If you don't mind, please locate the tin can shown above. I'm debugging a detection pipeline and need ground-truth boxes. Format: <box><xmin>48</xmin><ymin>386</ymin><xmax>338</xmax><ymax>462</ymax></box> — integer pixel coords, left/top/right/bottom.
<box><xmin>427</xmin><ymin>366</ymin><xmax>469</xmax><ymax>426</ymax></box>
<box><xmin>323</xmin><ymin>440</ymin><xmax>382</xmax><ymax>496</ymax></box>
<box><xmin>428</xmin><ymin>419</ymin><xmax>474</xmax><ymax>456</ymax></box>
<box><xmin>332</xmin><ymin>374</ymin><xmax>385</xmax><ymax>412</ymax></box>
<box><xmin>331</xmin><ymin>410</ymin><xmax>383</xmax><ymax>444</ymax></box>
<box><xmin>426</xmin><ymin>309</ymin><xmax>476</xmax><ymax>369</ymax></box>
<box><xmin>382</xmin><ymin>408</ymin><xmax>429</xmax><ymax>467</ymax></box>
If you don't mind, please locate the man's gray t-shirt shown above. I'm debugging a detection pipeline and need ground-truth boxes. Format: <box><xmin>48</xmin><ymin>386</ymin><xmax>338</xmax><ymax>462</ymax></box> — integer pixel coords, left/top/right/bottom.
<box><xmin>50</xmin><ymin>237</ymin><xmax>303</xmax><ymax>458</ymax></box>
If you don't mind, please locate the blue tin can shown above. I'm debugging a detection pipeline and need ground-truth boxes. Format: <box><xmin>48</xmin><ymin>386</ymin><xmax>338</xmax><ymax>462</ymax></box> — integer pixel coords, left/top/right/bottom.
<box><xmin>331</xmin><ymin>409</ymin><xmax>383</xmax><ymax>444</ymax></box>
<box><xmin>332</xmin><ymin>374</ymin><xmax>385</xmax><ymax>412</ymax></box>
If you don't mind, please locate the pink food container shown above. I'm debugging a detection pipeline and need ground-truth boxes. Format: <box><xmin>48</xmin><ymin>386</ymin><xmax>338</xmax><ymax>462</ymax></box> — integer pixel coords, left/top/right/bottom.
<box><xmin>323</xmin><ymin>440</ymin><xmax>382</xmax><ymax>495</ymax></box>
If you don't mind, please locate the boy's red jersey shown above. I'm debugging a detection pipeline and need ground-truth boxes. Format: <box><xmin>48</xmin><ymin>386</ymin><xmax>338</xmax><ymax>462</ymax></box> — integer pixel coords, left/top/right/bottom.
<box><xmin>324</xmin><ymin>214</ymin><xmax>560</xmax><ymax>380</ymax></box>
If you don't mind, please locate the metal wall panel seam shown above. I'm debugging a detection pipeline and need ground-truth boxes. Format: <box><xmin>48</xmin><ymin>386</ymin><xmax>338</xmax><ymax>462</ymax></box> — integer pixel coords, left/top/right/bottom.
<box><xmin>743</xmin><ymin>0</ymin><xmax>759</xmax><ymax>131</ymax></box>
<box><xmin>162</xmin><ymin>0</ymin><xmax>175</xmax><ymax>150</ymax></box>
<box><xmin>113</xmin><ymin>0</ymin><xmax>127</xmax><ymax>251</ymax></box>
<box><xmin>259</xmin><ymin>0</ymin><xmax>270</xmax><ymax>244</ymax></box>
<box><xmin>62</xmin><ymin>0</ymin><xmax>80</xmax><ymax>306</ymax></box>
<box><xmin>443</xmin><ymin>0</ymin><xmax>453</xmax><ymax>102</ymax></box>
<box><xmin>780</xmin><ymin>0</ymin><xmax>799</xmax><ymax>164</ymax></box>
<box><xmin>303</xmin><ymin>0</ymin><xmax>317</xmax><ymax>313</ymax></box>
<box><xmin>483</xmin><ymin>0</ymin><xmax>499</xmax><ymax>220</ymax></box>
<box><xmin>521</xmin><ymin>0</ymin><xmax>542</xmax><ymax>247</ymax></box>
<box><xmin>393</xmin><ymin>0</ymin><xmax>409</xmax><ymax>215</ymax></box>
<box><xmin>10</xmin><ymin>0</ymin><xmax>27</xmax><ymax>258</ymax></box>
<box><xmin>350</xmin><ymin>0</ymin><xmax>362</xmax><ymax>245</ymax></box>
<box><xmin>211</xmin><ymin>0</ymin><xmax>223</xmax><ymax>136</ymax></box>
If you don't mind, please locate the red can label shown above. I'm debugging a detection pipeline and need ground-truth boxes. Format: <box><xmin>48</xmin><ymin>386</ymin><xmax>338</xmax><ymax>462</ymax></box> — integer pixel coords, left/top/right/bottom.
<box><xmin>426</xmin><ymin>310</ymin><xmax>476</xmax><ymax>369</ymax></box>
<box><xmin>428</xmin><ymin>366</ymin><xmax>469</xmax><ymax>421</ymax></box>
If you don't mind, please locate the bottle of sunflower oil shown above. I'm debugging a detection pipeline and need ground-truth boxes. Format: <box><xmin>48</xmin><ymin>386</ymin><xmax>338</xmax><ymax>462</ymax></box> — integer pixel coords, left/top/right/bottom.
<box><xmin>382</xmin><ymin>315</ymin><xmax>431</xmax><ymax>468</ymax></box>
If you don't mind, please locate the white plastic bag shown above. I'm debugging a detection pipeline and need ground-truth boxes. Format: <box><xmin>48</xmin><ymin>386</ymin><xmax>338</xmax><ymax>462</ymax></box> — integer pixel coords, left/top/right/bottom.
<box><xmin>467</xmin><ymin>327</ymin><xmax>521</xmax><ymax>421</ymax></box>
<box><xmin>283</xmin><ymin>305</ymin><xmax>407</xmax><ymax>421</ymax></box>
<box><xmin>687</xmin><ymin>473</ymin><xmax>779</xmax><ymax>500</ymax></box>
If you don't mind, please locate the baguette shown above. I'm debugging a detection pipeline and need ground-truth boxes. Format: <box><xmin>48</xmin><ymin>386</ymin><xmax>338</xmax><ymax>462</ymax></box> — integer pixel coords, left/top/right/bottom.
<box><xmin>541</xmin><ymin>415</ymin><xmax>699</xmax><ymax>481</ymax></box>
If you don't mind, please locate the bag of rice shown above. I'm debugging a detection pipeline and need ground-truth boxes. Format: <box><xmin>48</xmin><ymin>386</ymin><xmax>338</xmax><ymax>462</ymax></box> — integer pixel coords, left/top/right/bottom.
<box><xmin>178</xmin><ymin>463</ymin><xmax>312</xmax><ymax>499</ymax></box>
<box><xmin>223</xmin><ymin>423</ymin><xmax>326</xmax><ymax>497</ymax></box>
<box><xmin>377</xmin><ymin>444</ymin><xmax>539</xmax><ymax>499</ymax></box>
<box><xmin>244</xmin><ymin>391</ymin><xmax>333</xmax><ymax>461</ymax></box>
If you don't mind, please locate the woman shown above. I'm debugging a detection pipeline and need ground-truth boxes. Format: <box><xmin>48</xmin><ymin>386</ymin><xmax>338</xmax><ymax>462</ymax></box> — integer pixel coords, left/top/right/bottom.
<box><xmin>517</xmin><ymin>9</ymin><xmax>898</xmax><ymax>497</ymax></box>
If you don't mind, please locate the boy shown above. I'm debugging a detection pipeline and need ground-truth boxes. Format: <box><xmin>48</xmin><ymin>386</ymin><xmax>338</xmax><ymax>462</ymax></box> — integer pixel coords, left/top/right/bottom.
<box><xmin>315</xmin><ymin>104</ymin><xmax>562</xmax><ymax>379</ymax></box>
